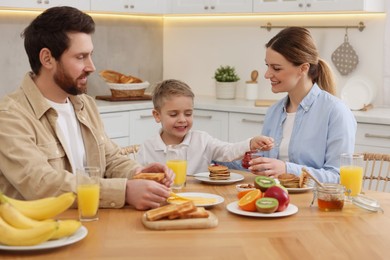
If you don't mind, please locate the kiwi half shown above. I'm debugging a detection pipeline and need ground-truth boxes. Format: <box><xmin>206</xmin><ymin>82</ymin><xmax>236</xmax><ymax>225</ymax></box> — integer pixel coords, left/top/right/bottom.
<box><xmin>254</xmin><ymin>176</ymin><xmax>276</xmax><ymax>192</ymax></box>
<box><xmin>255</xmin><ymin>197</ymin><xmax>279</xmax><ymax>213</ymax></box>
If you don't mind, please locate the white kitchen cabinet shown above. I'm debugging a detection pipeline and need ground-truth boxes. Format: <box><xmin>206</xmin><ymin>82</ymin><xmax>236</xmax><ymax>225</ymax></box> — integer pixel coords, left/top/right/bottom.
<box><xmin>354</xmin><ymin>123</ymin><xmax>390</xmax><ymax>154</ymax></box>
<box><xmin>0</xmin><ymin>0</ymin><xmax>90</xmax><ymax>11</ymax></box>
<box><xmin>228</xmin><ymin>112</ymin><xmax>264</xmax><ymax>142</ymax></box>
<box><xmin>100</xmin><ymin>111</ymin><xmax>130</xmax><ymax>147</ymax></box>
<box><xmin>167</xmin><ymin>0</ymin><xmax>252</xmax><ymax>14</ymax></box>
<box><xmin>128</xmin><ymin>109</ymin><xmax>159</xmax><ymax>145</ymax></box>
<box><xmin>193</xmin><ymin>109</ymin><xmax>229</xmax><ymax>141</ymax></box>
<box><xmin>90</xmin><ymin>0</ymin><xmax>164</xmax><ymax>14</ymax></box>
<box><xmin>100</xmin><ymin>108</ymin><xmax>158</xmax><ymax>147</ymax></box>
<box><xmin>253</xmin><ymin>0</ymin><xmax>384</xmax><ymax>13</ymax></box>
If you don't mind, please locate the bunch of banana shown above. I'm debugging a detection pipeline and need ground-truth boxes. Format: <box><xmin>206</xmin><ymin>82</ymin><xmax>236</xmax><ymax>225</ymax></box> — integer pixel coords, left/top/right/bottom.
<box><xmin>0</xmin><ymin>192</ymin><xmax>82</xmax><ymax>246</ymax></box>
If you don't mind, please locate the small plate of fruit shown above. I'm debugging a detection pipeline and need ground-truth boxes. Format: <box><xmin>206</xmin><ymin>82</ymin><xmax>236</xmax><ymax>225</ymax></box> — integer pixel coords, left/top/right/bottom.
<box><xmin>227</xmin><ymin>176</ymin><xmax>298</xmax><ymax>217</ymax></box>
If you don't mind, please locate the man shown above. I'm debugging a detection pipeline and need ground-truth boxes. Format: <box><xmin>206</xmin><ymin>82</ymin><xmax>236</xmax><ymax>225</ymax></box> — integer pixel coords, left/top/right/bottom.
<box><xmin>0</xmin><ymin>6</ymin><xmax>173</xmax><ymax>210</ymax></box>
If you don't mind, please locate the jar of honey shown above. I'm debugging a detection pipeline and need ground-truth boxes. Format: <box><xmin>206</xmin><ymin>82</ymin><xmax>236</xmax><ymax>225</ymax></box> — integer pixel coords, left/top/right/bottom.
<box><xmin>314</xmin><ymin>184</ymin><xmax>345</xmax><ymax>211</ymax></box>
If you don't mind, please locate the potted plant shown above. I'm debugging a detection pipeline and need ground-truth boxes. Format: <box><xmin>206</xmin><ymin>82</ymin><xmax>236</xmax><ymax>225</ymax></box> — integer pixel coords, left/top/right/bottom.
<box><xmin>214</xmin><ymin>65</ymin><xmax>240</xmax><ymax>99</ymax></box>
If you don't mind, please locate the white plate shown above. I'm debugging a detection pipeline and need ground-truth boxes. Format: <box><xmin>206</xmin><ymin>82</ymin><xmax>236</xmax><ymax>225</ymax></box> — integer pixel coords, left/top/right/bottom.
<box><xmin>226</xmin><ymin>201</ymin><xmax>298</xmax><ymax>218</ymax></box>
<box><xmin>0</xmin><ymin>226</ymin><xmax>88</xmax><ymax>251</ymax></box>
<box><xmin>169</xmin><ymin>192</ymin><xmax>224</xmax><ymax>207</ymax></box>
<box><xmin>286</xmin><ymin>186</ymin><xmax>314</xmax><ymax>194</ymax></box>
<box><xmin>193</xmin><ymin>172</ymin><xmax>244</xmax><ymax>185</ymax></box>
<box><xmin>341</xmin><ymin>76</ymin><xmax>376</xmax><ymax>110</ymax></box>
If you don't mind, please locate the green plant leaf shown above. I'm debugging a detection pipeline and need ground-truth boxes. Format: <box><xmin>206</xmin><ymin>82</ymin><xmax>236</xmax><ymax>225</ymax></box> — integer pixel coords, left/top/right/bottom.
<box><xmin>214</xmin><ymin>65</ymin><xmax>240</xmax><ymax>82</ymax></box>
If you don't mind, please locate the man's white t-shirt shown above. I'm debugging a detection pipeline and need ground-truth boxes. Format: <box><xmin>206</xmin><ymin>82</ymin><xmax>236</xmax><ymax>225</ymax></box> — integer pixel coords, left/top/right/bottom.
<box><xmin>47</xmin><ymin>98</ymin><xmax>86</xmax><ymax>173</ymax></box>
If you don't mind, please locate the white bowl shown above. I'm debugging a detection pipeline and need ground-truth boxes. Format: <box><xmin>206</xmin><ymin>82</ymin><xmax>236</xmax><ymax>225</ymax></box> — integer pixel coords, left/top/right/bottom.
<box><xmin>108</xmin><ymin>81</ymin><xmax>150</xmax><ymax>91</ymax></box>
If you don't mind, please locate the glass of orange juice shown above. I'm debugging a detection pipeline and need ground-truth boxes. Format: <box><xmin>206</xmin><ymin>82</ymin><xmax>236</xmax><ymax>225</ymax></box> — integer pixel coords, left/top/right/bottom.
<box><xmin>76</xmin><ymin>167</ymin><xmax>100</xmax><ymax>221</ymax></box>
<box><xmin>340</xmin><ymin>153</ymin><xmax>364</xmax><ymax>200</ymax></box>
<box><xmin>166</xmin><ymin>145</ymin><xmax>187</xmax><ymax>190</ymax></box>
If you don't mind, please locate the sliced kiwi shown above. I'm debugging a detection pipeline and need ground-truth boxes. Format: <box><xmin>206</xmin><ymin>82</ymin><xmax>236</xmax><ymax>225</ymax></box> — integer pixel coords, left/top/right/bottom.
<box><xmin>254</xmin><ymin>176</ymin><xmax>276</xmax><ymax>192</ymax></box>
<box><xmin>255</xmin><ymin>197</ymin><xmax>279</xmax><ymax>213</ymax></box>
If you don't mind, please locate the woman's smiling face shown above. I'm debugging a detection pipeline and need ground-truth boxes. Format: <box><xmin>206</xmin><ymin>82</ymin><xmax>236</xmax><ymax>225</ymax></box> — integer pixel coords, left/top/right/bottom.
<box><xmin>264</xmin><ymin>47</ymin><xmax>303</xmax><ymax>94</ymax></box>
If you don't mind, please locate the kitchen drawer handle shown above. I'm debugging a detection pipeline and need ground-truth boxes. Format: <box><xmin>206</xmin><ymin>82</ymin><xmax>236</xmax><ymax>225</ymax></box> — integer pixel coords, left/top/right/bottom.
<box><xmin>139</xmin><ymin>115</ymin><xmax>154</xmax><ymax>119</ymax></box>
<box><xmin>194</xmin><ymin>115</ymin><xmax>213</xmax><ymax>119</ymax></box>
<box><xmin>365</xmin><ymin>133</ymin><xmax>390</xmax><ymax>140</ymax></box>
<box><xmin>242</xmin><ymin>119</ymin><xmax>264</xmax><ymax>124</ymax></box>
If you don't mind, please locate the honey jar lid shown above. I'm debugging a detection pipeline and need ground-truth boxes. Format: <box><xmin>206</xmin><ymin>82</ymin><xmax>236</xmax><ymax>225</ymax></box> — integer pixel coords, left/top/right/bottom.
<box><xmin>352</xmin><ymin>194</ymin><xmax>383</xmax><ymax>213</ymax></box>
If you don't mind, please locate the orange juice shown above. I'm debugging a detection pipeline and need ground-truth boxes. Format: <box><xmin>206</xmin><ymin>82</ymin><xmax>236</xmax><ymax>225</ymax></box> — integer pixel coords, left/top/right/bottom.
<box><xmin>167</xmin><ymin>160</ymin><xmax>187</xmax><ymax>188</ymax></box>
<box><xmin>340</xmin><ymin>166</ymin><xmax>363</xmax><ymax>196</ymax></box>
<box><xmin>77</xmin><ymin>184</ymin><xmax>100</xmax><ymax>217</ymax></box>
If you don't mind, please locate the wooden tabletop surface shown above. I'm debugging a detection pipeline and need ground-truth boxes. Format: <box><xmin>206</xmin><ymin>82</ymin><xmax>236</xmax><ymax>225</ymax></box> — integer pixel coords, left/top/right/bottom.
<box><xmin>2</xmin><ymin>171</ymin><xmax>389</xmax><ymax>260</ymax></box>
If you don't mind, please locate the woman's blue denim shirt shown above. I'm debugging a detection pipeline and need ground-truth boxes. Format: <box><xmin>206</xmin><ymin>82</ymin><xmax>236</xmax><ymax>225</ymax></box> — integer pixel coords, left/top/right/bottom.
<box><xmin>261</xmin><ymin>83</ymin><xmax>356</xmax><ymax>183</ymax></box>
<box><xmin>216</xmin><ymin>83</ymin><xmax>356</xmax><ymax>184</ymax></box>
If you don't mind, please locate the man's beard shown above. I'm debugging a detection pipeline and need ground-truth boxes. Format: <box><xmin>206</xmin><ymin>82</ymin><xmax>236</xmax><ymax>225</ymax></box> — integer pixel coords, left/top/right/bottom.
<box><xmin>54</xmin><ymin>63</ymin><xmax>89</xmax><ymax>96</ymax></box>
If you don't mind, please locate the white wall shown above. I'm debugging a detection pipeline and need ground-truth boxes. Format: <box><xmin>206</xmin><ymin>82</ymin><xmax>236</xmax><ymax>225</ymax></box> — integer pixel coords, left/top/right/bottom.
<box><xmin>163</xmin><ymin>14</ymin><xmax>386</xmax><ymax>106</ymax></box>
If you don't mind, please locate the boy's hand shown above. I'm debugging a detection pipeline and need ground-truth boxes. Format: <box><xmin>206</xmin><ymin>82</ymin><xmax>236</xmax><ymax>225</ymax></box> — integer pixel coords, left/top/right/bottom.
<box><xmin>250</xmin><ymin>136</ymin><xmax>274</xmax><ymax>151</ymax></box>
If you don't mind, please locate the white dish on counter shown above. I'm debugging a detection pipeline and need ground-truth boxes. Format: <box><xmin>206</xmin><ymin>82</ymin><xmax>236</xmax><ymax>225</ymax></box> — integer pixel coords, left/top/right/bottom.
<box><xmin>0</xmin><ymin>226</ymin><xmax>87</xmax><ymax>251</ymax></box>
<box><xmin>341</xmin><ymin>76</ymin><xmax>376</xmax><ymax>110</ymax></box>
<box><xmin>168</xmin><ymin>192</ymin><xmax>224</xmax><ymax>207</ymax></box>
<box><xmin>226</xmin><ymin>201</ymin><xmax>298</xmax><ymax>218</ymax></box>
<box><xmin>193</xmin><ymin>172</ymin><xmax>244</xmax><ymax>185</ymax></box>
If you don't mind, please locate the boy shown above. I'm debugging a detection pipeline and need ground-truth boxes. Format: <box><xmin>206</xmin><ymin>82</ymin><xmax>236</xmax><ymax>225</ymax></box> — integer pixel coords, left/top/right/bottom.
<box><xmin>137</xmin><ymin>79</ymin><xmax>274</xmax><ymax>175</ymax></box>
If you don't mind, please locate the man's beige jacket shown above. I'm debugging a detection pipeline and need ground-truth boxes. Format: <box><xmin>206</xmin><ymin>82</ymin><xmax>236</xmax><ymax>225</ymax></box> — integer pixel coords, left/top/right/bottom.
<box><xmin>0</xmin><ymin>73</ymin><xmax>140</xmax><ymax>208</ymax></box>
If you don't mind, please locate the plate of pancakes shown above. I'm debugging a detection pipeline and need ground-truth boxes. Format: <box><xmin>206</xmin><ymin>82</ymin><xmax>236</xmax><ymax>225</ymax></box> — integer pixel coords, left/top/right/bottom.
<box><xmin>193</xmin><ymin>165</ymin><xmax>244</xmax><ymax>184</ymax></box>
<box><xmin>277</xmin><ymin>171</ymin><xmax>313</xmax><ymax>193</ymax></box>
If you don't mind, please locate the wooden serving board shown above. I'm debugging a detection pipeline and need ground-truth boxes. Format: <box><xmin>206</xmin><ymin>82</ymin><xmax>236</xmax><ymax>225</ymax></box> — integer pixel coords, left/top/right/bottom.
<box><xmin>141</xmin><ymin>211</ymin><xmax>218</xmax><ymax>230</ymax></box>
<box><xmin>95</xmin><ymin>95</ymin><xmax>152</xmax><ymax>101</ymax></box>
<box><xmin>254</xmin><ymin>99</ymin><xmax>278</xmax><ymax>107</ymax></box>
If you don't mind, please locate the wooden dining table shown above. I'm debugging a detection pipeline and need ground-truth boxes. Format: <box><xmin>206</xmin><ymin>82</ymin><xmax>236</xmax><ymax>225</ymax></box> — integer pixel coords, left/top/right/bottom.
<box><xmin>2</xmin><ymin>170</ymin><xmax>390</xmax><ymax>260</ymax></box>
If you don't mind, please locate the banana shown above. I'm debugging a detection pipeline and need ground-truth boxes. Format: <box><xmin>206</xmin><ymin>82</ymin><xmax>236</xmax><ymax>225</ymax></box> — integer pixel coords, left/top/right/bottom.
<box><xmin>0</xmin><ymin>193</ymin><xmax>56</xmax><ymax>208</ymax></box>
<box><xmin>0</xmin><ymin>202</ymin><xmax>54</xmax><ymax>229</ymax></box>
<box><xmin>0</xmin><ymin>192</ymin><xmax>76</xmax><ymax>220</ymax></box>
<box><xmin>50</xmin><ymin>220</ymin><xmax>82</xmax><ymax>240</ymax></box>
<box><xmin>0</xmin><ymin>216</ymin><xmax>58</xmax><ymax>246</ymax></box>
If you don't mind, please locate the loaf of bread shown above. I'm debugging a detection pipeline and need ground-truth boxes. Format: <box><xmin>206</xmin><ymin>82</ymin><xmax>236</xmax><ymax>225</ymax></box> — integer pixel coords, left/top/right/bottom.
<box><xmin>99</xmin><ymin>70</ymin><xmax>143</xmax><ymax>84</ymax></box>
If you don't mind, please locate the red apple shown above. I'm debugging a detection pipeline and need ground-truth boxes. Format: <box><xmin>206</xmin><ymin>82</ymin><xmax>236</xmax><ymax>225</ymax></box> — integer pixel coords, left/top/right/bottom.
<box><xmin>263</xmin><ymin>186</ymin><xmax>290</xmax><ymax>212</ymax></box>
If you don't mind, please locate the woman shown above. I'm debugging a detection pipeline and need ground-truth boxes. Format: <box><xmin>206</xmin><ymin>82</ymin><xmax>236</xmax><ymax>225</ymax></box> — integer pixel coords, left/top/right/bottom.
<box><xmin>248</xmin><ymin>27</ymin><xmax>356</xmax><ymax>183</ymax></box>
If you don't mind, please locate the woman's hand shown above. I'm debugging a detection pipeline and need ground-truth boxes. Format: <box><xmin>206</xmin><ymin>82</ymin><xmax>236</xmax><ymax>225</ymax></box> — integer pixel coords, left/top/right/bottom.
<box><xmin>248</xmin><ymin>157</ymin><xmax>286</xmax><ymax>178</ymax></box>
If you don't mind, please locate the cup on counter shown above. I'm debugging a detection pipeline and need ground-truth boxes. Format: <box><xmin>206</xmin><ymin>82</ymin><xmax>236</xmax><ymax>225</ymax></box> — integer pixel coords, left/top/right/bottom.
<box><xmin>340</xmin><ymin>153</ymin><xmax>364</xmax><ymax>200</ymax></box>
<box><xmin>76</xmin><ymin>167</ymin><xmax>100</xmax><ymax>221</ymax></box>
<box><xmin>245</xmin><ymin>83</ymin><xmax>258</xmax><ymax>101</ymax></box>
<box><xmin>166</xmin><ymin>145</ymin><xmax>187</xmax><ymax>190</ymax></box>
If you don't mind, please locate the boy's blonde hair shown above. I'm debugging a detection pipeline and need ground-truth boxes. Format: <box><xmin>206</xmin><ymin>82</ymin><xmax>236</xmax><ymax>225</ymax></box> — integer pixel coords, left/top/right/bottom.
<box><xmin>152</xmin><ymin>79</ymin><xmax>195</xmax><ymax>111</ymax></box>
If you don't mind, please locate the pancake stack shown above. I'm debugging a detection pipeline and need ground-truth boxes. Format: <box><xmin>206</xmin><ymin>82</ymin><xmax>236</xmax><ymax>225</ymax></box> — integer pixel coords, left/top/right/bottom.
<box><xmin>208</xmin><ymin>165</ymin><xmax>230</xmax><ymax>180</ymax></box>
<box><xmin>278</xmin><ymin>170</ymin><xmax>308</xmax><ymax>188</ymax></box>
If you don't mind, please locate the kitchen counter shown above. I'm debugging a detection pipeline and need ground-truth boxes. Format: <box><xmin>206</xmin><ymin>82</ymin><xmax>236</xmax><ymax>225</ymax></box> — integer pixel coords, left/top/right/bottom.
<box><xmin>96</xmin><ymin>96</ymin><xmax>390</xmax><ymax>125</ymax></box>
